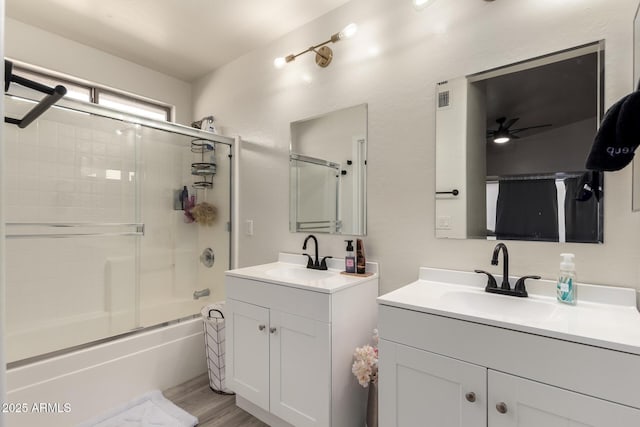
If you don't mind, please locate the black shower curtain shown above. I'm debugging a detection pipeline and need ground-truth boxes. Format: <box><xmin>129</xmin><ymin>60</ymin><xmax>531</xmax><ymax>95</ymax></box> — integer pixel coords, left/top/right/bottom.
<box><xmin>495</xmin><ymin>179</ymin><xmax>559</xmax><ymax>241</ymax></box>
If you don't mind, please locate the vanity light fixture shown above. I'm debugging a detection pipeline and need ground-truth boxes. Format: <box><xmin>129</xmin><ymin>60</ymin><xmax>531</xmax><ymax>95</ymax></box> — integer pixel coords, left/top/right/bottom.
<box><xmin>274</xmin><ymin>23</ymin><xmax>357</xmax><ymax>69</ymax></box>
<box><xmin>413</xmin><ymin>0</ymin><xmax>437</xmax><ymax>10</ymax></box>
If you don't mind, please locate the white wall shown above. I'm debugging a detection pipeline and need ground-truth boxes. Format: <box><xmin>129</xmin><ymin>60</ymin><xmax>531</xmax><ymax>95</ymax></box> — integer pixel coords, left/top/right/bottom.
<box><xmin>0</xmin><ymin>0</ymin><xmax>7</xmax><ymax>424</ymax></box>
<box><xmin>5</xmin><ymin>18</ymin><xmax>193</xmax><ymax>125</ymax></box>
<box><xmin>194</xmin><ymin>0</ymin><xmax>640</xmax><ymax>295</ymax></box>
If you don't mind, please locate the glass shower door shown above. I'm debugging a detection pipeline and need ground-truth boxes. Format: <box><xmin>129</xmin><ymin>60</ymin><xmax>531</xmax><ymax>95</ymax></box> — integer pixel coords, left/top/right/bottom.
<box><xmin>4</xmin><ymin>97</ymin><xmax>142</xmax><ymax>363</ymax></box>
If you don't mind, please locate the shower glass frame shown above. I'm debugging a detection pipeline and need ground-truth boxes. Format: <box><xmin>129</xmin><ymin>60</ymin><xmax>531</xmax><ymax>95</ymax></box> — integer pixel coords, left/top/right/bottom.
<box><xmin>4</xmin><ymin>86</ymin><xmax>234</xmax><ymax>366</ymax></box>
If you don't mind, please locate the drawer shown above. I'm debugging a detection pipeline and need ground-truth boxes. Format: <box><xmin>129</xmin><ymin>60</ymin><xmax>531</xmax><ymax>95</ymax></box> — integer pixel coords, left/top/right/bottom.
<box><xmin>378</xmin><ymin>304</ymin><xmax>640</xmax><ymax>409</ymax></box>
<box><xmin>226</xmin><ymin>275</ymin><xmax>331</xmax><ymax>323</ymax></box>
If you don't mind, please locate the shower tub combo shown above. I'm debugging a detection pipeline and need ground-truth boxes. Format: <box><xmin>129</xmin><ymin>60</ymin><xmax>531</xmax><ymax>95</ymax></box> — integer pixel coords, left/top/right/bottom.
<box><xmin>3</xmin><ymin>88</ymin><xmax>235</xmax><ymax>426</ymax></box>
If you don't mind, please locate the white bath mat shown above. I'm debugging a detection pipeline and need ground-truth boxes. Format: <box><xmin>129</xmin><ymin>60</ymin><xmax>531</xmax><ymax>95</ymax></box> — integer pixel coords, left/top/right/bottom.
<box><xmin>76</xmin><ymin>390</ymin><xmax>198</xmax><ymax>427</ymax></box>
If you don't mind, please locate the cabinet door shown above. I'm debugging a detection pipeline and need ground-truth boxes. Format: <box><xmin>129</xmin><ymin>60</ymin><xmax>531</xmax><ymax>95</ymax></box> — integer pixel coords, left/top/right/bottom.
<box><xmin>488</xmin><ymin>370</ymin><xmax>640</xmax><ymax>427</ymax></box>
<box><xmin>226</xmin><ymin>299</ymin><xmax>270</xmax><ymax>411</ymax></box>
<box><xmin>379</xmin><ymin>339</ymin><xmax>486</xmax><ymax>427</ymax></box>
<box><xmin>269</xmin><ymin>309</ymin><xmax>331</xmax><ymax>427</ymax></box>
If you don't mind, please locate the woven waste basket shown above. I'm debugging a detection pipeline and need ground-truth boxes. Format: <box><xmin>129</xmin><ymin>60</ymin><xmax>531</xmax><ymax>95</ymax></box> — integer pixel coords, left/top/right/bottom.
<box><xmin>201</xmin><ymin>303</ymin><xmax>234</xmax><ymax>395</ymax></box>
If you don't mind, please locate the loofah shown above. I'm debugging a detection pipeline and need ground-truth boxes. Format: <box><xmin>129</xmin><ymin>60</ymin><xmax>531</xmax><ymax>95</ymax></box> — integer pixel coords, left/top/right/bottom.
<box><xmin>191</xmin><ymin>202</ymin><xmax>217</xmax><ymax>226</ymax></box>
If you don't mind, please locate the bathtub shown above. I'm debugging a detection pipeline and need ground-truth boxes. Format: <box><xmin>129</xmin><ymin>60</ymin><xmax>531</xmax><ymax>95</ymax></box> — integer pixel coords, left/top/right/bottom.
<box><xmin>6</xmin><ymin>314</ymin><xmax>207</xmax><ymax>427</ymax></box>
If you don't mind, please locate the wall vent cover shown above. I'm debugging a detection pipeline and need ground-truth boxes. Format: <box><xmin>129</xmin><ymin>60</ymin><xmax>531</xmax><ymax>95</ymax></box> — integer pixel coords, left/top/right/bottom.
<box><xmin>438</xmin><ymin>91</ymin><xmax>450</xmax><ymax>108</ymax></box>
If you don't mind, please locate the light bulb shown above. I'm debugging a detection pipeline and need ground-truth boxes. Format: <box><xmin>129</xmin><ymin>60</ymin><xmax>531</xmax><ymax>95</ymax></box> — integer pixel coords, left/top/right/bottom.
<box><xmin>339</xmin><ymin>23</ymin><xmax>358</xmax><ymax>40</ymax></box>
<box><xmin>494</xmin><ymin>136</ymin><xmax>510</xmax><ymax>144</ymax></box>
<box><xmin>274</xmin><ymin>57</ymin><xmax>287</xmax><ymax>69</ymax></box>
<box><xmin>414</xmin><ymin>0</ymin><xmax>436</xmax><ymax>10</ymax></box>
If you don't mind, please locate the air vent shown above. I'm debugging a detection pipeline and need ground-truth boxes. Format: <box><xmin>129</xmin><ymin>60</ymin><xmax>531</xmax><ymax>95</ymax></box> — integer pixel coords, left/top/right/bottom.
<box><xmin>438</xmin><ymin>91</ymin><xmax>450</xmax><ymax>108</ymax></box>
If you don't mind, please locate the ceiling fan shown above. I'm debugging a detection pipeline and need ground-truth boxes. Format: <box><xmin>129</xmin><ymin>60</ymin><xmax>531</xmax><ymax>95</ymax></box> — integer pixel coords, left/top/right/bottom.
<box><xmin>487</xmin><ymin>117</ymin><xmax>552</xmax><ymax>144</ymax></box>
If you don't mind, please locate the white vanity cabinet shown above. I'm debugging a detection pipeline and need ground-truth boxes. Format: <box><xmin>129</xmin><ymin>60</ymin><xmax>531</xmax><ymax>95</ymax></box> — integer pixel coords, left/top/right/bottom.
<box><xmin>380</xmin><ymin>339</ymin><xmax>640</xmax><ymax>427</ymax></box>
<box><xmin>378</xmin><ymin>268</ymin><xmax>640</xmax><ymax>427</ymax></box>
<box><xmin>225</xmin><ymin>254</ymin><xmax>378</xmax><ymax>427</ymax></box>
<box><xmin>227</xmin><ymin>297</ymin><xmax>331</xmax><ymax>426</ymax></box>
<box><xmin>378</xmin><ymin>340</ymin><xmax>486</xmax><ymax>427</ymax></box>
<box><xmin>488</xmin><ymin>370</ymin><xmax>640</xmax><ymax>426</ymax></box>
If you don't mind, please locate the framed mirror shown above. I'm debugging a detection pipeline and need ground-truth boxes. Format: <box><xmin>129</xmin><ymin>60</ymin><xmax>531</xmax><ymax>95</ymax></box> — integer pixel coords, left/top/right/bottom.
<box><xmin>435</xmin><ymin>42</ymin><xmax>604</xmax><ymax>243</ymax></box>
<box><xmin>289</xmin><ymin>104</ymin><xmax>367</xmax><ymax>235</ymax></box>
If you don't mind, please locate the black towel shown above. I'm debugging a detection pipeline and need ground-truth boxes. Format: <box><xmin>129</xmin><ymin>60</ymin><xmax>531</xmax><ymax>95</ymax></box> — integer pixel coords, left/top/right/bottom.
<box><xmin>574</xmin><ymin>171</ymin><xmax>602</xmax><ymax>202</ymax></box>
<box><xmin>585</xmin><ymin>91</ymin><xmax>640</xmax><ymax>171</ymax></box>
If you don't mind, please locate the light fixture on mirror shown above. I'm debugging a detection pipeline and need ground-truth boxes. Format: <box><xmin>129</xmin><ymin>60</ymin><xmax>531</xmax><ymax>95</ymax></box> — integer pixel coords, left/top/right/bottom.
<box><xmin>274</xmin><ymin>23</ymin><xmax>357</xmax><ymax>69</ymax></box>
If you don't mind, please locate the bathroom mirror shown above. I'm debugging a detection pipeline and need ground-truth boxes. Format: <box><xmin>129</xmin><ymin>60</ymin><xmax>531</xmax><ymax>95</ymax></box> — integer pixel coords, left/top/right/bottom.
<box><xmin>289</xmin><ymin>104</ymin><xmax>367</xmax><ymax>235</ymax></box>
<box><xmin>435</xmin><ymin>42</ymin><xmax>604</xmax><ymax>243</ymax></box>
<box><xmin>632</xmin><ymin>3</ymin><xmax>640</xmax><ymax>211</ymax></box>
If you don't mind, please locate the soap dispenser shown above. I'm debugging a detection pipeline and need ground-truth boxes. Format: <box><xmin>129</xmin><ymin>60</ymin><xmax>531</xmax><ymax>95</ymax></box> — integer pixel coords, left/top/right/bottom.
<box><xmin>557</xmin><ymin>253</ymin><xmax>576</xmax><ymax>305</ymax></box>
<box><xmin>344</xmin><ymin>240</ymin><xmax>356</xmax><ymax>273</ymax></box>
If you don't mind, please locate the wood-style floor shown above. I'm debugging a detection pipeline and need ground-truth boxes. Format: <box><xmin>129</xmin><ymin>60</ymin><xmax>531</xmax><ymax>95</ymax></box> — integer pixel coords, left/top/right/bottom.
<box><xmin>164</xmin><ymin>374</ymin><xmax>268</xmax><ymax>427</ymax></box>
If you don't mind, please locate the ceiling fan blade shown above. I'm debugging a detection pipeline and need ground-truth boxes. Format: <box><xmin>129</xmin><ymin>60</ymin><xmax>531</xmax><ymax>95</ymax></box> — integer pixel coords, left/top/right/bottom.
<box><xmin>510</xmin><ymin>123</ymin><xmax>552</xmax><ymax>133</ymax></box>
<box><xmin>503</xmin><ymin>117</ymin><xmax>519</xmax><ymax>130</ymax></box>
<box><xmin>511</xmin><ymin>134</ymin><xmax>521</xmax><ymax>139</ymax></box>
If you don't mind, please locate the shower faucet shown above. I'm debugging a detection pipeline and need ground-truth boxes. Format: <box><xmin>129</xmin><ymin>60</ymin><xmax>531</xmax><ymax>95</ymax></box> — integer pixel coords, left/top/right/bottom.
<box><xmin>193</xmin><ymin>288</ymin><xmax>210</xmax><ymax>300</ymax></box>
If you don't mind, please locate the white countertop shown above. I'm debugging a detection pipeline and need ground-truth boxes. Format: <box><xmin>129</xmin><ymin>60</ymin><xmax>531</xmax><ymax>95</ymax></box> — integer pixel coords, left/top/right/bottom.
<box><xmin>226</xmin><ymin>253</ymin><xmax>378</xmax><ymax>294</ymax></box>
<box><xmin>378</xmin><ymin>267</ymin><xmax>640</xmax><ymax>355</ymax></box>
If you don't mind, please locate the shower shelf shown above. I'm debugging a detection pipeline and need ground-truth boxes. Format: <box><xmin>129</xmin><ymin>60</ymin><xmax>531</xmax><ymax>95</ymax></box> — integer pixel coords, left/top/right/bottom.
<box><xmin>191</xmin><ymin>138</ymin><xmax>216</xmax><ymax>189</ymax></box>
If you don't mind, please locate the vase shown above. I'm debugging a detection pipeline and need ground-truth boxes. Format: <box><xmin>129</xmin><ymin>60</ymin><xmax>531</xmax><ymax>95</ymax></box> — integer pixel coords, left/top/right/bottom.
<box><xmin>366</xmin><ymin>381</ymin><xmax>378</xmax><ymax>427</ymax></box>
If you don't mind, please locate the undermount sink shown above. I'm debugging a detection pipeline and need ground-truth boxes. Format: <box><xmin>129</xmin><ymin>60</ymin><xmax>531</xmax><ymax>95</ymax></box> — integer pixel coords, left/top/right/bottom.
<box><xmin>441</xmin><ymin>290</ymin><xmax>558</xmax><ymax>321</ymax></box>
<box><xmin>265</xmin><ymin>265</ymin><xmax>336</xmax><ymax>282</ymax></box>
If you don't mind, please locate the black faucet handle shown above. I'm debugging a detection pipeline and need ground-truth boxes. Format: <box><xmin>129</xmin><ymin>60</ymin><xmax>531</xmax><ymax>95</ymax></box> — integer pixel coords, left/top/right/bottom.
<box><xmin>319</xmin><ymin>256</ymin><xmax>333</xmax><ymax>270</ymax></box>
<box><xmin>474</xmin><ymin>270</ymin><xmax>498</xmax><ymax>290</ymax></box>
<box><xmin>514</xmin><ymin>275</ymin><xmax>541</xmax><ymax>297</ymax></box>
<box><xmin>302</xmin><ymin>253</ymin><xmax>314</xmax><ymax>268</ymax></box>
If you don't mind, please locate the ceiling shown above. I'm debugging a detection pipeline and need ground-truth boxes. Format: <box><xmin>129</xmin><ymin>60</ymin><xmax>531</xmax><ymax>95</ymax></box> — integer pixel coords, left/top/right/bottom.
<box><xmin>484</xmin><ymin>52</ymin><xmax>599</xmax><ymax>138</ymax></box>
<box><xmin>5</xmin><ymin>0</ymin><xmax>352</xmax><ymax>81</ymax></box>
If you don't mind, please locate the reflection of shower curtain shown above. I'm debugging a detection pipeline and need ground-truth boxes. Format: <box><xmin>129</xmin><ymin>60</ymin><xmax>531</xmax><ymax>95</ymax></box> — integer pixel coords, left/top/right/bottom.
<box><xmin>496</xmin><ymin>179</ymin><xmax>559</xmax><ymax>241</ymax></box>
<box><xmin>564</xmin><ymin>177</ymin><xmax>600</xmax><ymax>243</ymax></box>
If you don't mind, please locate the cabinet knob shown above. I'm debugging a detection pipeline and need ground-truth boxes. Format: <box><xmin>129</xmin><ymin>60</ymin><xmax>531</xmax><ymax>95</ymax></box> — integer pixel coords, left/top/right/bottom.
<box><xmin>258</xmin><ymin>324</ymin><xmax>266</xmax><ymax>331</ymax></box>
<box><xmin>270</xmin><ymin>327</ymin><xmax>277</xmax><ymax>334</ymax></box>
<box><xmin>465</xmin><ymin>392</ymin><xmax>476</xmax><ymax>403</ymax></box>
<box><xmin>496</xmin><ymin>402</ymin><xmax>508</xmax><ymax>414</ymax></box>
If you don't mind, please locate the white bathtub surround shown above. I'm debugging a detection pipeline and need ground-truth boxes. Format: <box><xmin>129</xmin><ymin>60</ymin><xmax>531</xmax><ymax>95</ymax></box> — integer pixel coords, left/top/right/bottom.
<box><xmin>6</xmin><ymin>318</ymin><xmax>206</xmax><ymax>427</ymax></box>
<box><xmin>225</xmin><ymin>253</ymin><xmax>379</xmax><ymax>427</ymax></box>
<box><xmin>377</xmin><ymin>268</ymin><xmax>640</xmax><ymax>426</ymax></box>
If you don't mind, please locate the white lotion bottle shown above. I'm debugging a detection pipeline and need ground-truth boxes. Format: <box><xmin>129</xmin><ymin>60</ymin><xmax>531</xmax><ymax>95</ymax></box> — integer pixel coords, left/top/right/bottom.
<box><xmin>557</xmin><ymin>253</ymin><xmax>576</xmax><ymax>305</ymax></box>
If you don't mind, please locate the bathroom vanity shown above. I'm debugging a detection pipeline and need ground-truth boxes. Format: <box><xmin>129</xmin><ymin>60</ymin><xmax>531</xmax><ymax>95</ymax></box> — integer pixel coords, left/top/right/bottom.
<box><xmin>225</xmin><ymin>253</ymin><xmax>378</xmax><ymax>427</ymax></box>
<box><xmin>378</xmin><ymin>268</ymin><xmax>640</xmax><ymax>426</ymax></box>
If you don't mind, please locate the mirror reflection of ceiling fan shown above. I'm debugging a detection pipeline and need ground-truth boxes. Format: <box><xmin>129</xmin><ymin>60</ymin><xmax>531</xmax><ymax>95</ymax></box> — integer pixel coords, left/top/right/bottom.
<box><xmin>487</xmin><ymin>117</ymin><xmax>552</xmax><ymax>144</ymax></box>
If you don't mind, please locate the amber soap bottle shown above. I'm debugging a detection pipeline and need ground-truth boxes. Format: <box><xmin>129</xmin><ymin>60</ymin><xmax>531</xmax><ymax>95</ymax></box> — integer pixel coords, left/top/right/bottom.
<box><xmin>356</xmin><ymin>239</ymin><xmax>366</xmax><ymax>274</ymax></box>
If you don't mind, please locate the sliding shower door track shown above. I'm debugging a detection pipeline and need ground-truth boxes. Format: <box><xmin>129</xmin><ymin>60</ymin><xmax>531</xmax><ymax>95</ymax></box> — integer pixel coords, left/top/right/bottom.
<box><xmin>7</xmin><ymin>313</ymin><xmax>201</xmax><ymax>369</ymax></box>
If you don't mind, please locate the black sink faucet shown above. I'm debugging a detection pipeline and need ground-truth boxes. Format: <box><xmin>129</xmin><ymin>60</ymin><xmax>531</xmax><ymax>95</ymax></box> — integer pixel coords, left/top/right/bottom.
<box><xmin>475</xmin><ymin>243</ymin><xmax>540</xmax><ymax>298</ymax></box>
<box><xmin>303</xmin><ymin>235</ymin><xmax>319</xmax><ymax>267</ymax></box>
<box><xmin>302</xmin><ymin>235</ymin><xmax>332</xmax><ymax>270</ymax></box>
<box><xmin>491</xmin><ymin>243</ymin><xmax>510</xmax><ymax>290</ymax></box>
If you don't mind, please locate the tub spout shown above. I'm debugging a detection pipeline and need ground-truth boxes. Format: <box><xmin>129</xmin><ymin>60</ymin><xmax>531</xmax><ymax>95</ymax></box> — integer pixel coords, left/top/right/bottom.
<box><xmin>193</xmin><ymin>288</ymin><xmax>210</xmax><ymax>300</ymax></box>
